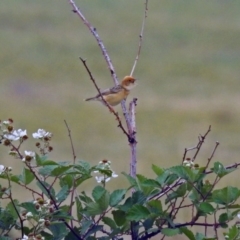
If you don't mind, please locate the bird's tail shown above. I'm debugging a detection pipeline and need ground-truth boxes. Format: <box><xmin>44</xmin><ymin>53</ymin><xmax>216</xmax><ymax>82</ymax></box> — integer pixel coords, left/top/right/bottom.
<box><xmin>84</xmin><ymin>97</ymin><xmax>97</xmax><ymax>101</ymax></box>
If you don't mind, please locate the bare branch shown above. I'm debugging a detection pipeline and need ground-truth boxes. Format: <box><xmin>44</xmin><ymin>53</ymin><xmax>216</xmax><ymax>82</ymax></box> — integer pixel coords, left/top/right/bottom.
<box><xmin>69</xmin><ymin>0</ymin><xmax>118</xmax><ymax>85</ymax></box>
<box><xmin>205</xmin><ymin>141</ymin><xmax>220</xmax><ymax>170</ymax></box>
<box><xmin>182</xmin><ymin>125</ymin><xmax>211</xmax><ymax>163</ymax></box>
<box><xmin>129</xmin><ymin>98</ymin><xmax>138</xmax><ymax>177</ymax></box>
<box><xmin>130</xmin><ymin>0</ymin><xmax>149</xmax><ymax>76</ymax></box>
<box><xmin>64</xmin><ymin>120</ymin><xmax>77</xmax><ymax>228</ymax></box>
<box><xmin>79</xmin><ymin>58</ymin><xmax>130</xmax><ymax>140</ymax></box>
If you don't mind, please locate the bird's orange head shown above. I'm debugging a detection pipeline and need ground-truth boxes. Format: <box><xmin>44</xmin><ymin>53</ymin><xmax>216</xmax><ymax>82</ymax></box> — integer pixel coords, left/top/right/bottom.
<box><xmin>121</xmin><ymin>76</ymin><xmax>137</xmax><ymax>90</ymax></box>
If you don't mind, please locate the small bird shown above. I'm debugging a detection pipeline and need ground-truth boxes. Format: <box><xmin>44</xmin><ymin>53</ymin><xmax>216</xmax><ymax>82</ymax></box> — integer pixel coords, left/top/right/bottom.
<box><xmin>85</xmin><ymin>76</ymin><xmax>137</xmax><ymax>106</ymax></box>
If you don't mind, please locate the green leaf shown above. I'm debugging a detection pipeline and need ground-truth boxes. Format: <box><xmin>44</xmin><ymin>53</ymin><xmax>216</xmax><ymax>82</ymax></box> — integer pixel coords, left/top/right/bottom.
<box><xmin>40</xmin><ymin>160</ymin><xmax>59</xmax><ymax>166</ymax></box>
<box><xmin>80</xmin><ymin>220</ymin><xmax>92</xmax><ymax>234</ymax></box>
<box><xmin>52</xmin><ymin>207</ymin><xmax>73</xmax><ymax>220</ymax></box>
<box><xmin>195</xmin><ymin>232</ymin><xmax>217</xmax><ymax>240</ymax></box>
<box><xmin>156</xmin><ymin>170</ymin><xmax>178</xmax><ymax>187</ymax></box>
<box><xmin>19</xmin><ymin>168</ymin><xmax>35</xmax><ymax>185</ymax></box>
<box><xmin>213</xmin><ymin>162</ymin><xmax>236</xmax><ymax>178</ymax></box>
<box><xmin>0</xmin><ymin>237</ymin><xmax>12</xmax><ymax>240</ymax></box>
<box><xmin>75</xmin><ymin>196</ymin><xmax>83</xmax><ymax>222</ymax></box>
<box><xmin>47</xmin><ymin>222</ymin><xmax>69</xmax><ymax>240</ymax></box>
<box><xmin>218</xmin><ymin>212</ymin><xmax>233</xmax><ymax>223</ymax></box>
<box><xmin>225</xmin><ymin>225</ymin><xmax>239</xmax><ymax>240</ymax></box>
<box><xmin>98</xmin><ymin>190</ymin><xmax>110</xmax><ymax>211</ymax></box>
<box><xmin>60</xmin><ymin>174</ymin><xmax>74</xmax><ymax>188</ymax></box>
<box><xmin>166</xmin><ymin>183</ymin><xmax>187</xmax><ymax>203</ymax></box>
<box><xmin>36</xmin><ymin>181</ymin><xmax>55</xmax><ymax>199</ymax></box>
<box><xmin>75</xmin><ymin>160</ymin><xmax>91</xmax><ymax>172</ymax></box>
<box><xmin>56</xmin><ymin>185</ymin><xmax>69</xmax><ymax>202</ymax></box>
<box><xmin>20</xmin><ymin>202</ymin><xmax>38</xmax><ymax>215</ymax></box>
<box><xmin>162</xmin><ymin>228</ymin><xmax>180</xmax><ymax>236</ymax></box>
<box><xmin>131</xmin><ymin>190</ymin><xmax>146</xmax><ymax>205</ymax></box>
<box><xmin>6</xmin><ymin>200</ymin><xmax>19</xmax><ymax>220</ymax></box>
<box><xmin>126</xmin><ymin>204</ymin><xmax>150</xmax><ymax>221</ymax></box>
<box><xmin>51</xmin><ymin>165</ymin><xmax>72</xmax><ymax>176</ymax></box>
<box><xmin>140</xmin><ymin>178</ymin><xmax>161</xmax><ymax>196</ymax></box>
<box><xmin>112</xmin><ymin>210</ymin><xmax>126</xmax><ymax>226</ymax></box>
<box><xmin>86</xmin><ymin>202</ymin><xmax>102</xmax><ymax>216</ymax></box>
<box><xmin>38</xmin><ymin>165</ymin><xmax>58</xmax><ymax>176</ymax></box>
<box><xmin>147</xmin><ymin>199</ymin><xmax>162</xmax><ymax>214</ymax></box>
<box><xmin>79</xmin><ymin>191</ymin><xmax>93</xmax><ymax>204</ymax></box>
<box><xmin>92</xmin><ymin>185</ymin><xmax>106</xmax><ymax>202</ymax></box>
<box><xmin>0</xmin><ymin>208</ymin><xmax>16</xmax><ymax>230</ymax></box>
<box><xmin>122</xmin><ymin>172</ymin><xmax>137</xmax><ymax>187</ymax></box>
<box><xmin>35</xmin><ymin>154</ymin><xmax>48</xmax><ymax>166</ymax></box>
<box><xmin>0</xmin><ymin>174</ymin><xmax>20</xmax><ymax>184</ymax></box>
<box><xmin>65</xmin><ymin>227</ymin><xmax>80</xmax><ymax>240</ymax></box>
<box><xmin>180</xmin><ymin>227</ymin><xmax>195</xmax><ymax>240</ymax></box>
<box><xmin>198</xmin><ymin>202</ymin><xmax>215</xmax><ymax>214</ymax></box>
<box><xmin>152</xmin><ymin>164</ymin><xmax>164</xmax><ymax>176</ymax></box>
<box><xmin>143</xmin><ymin>218</ymin><xmax>155</xmax><ymax>231</ymax></box>
<box><xmin>74</xmin><ymin>175</ymin><xmax>92</xmax><ymax>187</ymax></box>
<box><xmin>169</xmin><ymin>166</ymin><xmax>196</xmax><ymax>182</ymax></box>
<box><xmin>212</xmin><ymin>186</ymin><xmax>240</xmax><ymax>205</ymax></box>
<box><xmin>102</xmin><ymin>216</ymin><xmax>117</xmax><ymax>229</ymax></box>
<box><xmin>110</xmin><ymin>189</ymin><xmax>127</xmax><ymax>207</ymax></box>
<box><xmin>195</xmin><ymin>232</ymin><xmax>205</xmax><ymax>240</ymax></box>
<box><xmin>84</xmin><ymin>225</ymin><xmax>103</xmax><ymax>238</ymax></box>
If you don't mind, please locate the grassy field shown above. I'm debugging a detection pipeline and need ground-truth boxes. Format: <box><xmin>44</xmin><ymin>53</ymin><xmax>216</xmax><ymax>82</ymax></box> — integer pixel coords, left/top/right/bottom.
<box><xmin>1</xmin><ymin>0</ymin><xmax>240</xmax><ymax>238</ymax></box>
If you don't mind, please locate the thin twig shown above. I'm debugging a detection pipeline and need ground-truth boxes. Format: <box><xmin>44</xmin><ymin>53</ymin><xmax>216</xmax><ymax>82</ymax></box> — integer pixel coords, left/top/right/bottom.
<box><xmin>6</xmin><ymin>172</ymin><xmax>24</xmax><ymax>238</ymax></box>
<box><xmin>79</xmin><ymin>57</ymin><xmax>131</xmax><ymax>140</ymax></box>
<box><xmin>182</xmin><ymin>125</ymin><xmax>211</xmax><ymax>163</ymax></box>
<box><xmin>130</xmin><ymin>0</ymin><xmax>149</xmax><ymax>76</ymax></box>
<box><xmin>64</xmin><ymin>120</ymin><xmax>77</xmax><ymax>228</ymax></box>
<box><xmin>192</xmin><ymin>125</ymin><xmax>211</xmax><ymax>162</ymax></box>
<box><xmin>64</xmin><ymin>120</ymin><xmax>77</xmax><ymax>163</ymax></box>
<box><xmin>205</xmin><ymin>141</ymin><xmax>220</xmax><ymax>170</ymax></box>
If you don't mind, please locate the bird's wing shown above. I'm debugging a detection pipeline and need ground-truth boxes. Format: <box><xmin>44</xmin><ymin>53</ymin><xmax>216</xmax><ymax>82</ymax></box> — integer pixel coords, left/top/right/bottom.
<box><xmin>96</xmin><ymin>85</ymin><xmax>123</xmax><ymax>97</ymax></box>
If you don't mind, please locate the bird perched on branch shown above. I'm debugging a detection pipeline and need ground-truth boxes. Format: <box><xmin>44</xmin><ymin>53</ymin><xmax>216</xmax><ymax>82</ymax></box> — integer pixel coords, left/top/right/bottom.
<box><xmin>85</xmin><ymin>76</ymin><xmax>137</xmax><ymax>106</ymax></box>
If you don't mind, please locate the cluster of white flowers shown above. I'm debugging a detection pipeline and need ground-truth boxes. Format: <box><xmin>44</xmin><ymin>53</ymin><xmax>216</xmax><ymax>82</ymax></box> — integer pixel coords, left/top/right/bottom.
<box><xmin>183</xmin><ymin>158</ymin><xmax>199</xmax><ymax>169</ymax></box>
<box><xmin>32</xmin><ymin>129</ymin><xmax>52</xmax><ymax>139</ymax></box>
<box><xmin>0</xmin><ymin>164</ymin><xmax>12</xmax><ymax>174</ymax></box>
<box><xmin>20</xmin><ymin>234</ymin><xmax>44</xmax><ymax>240</ymax></box>
<box><xmin>20</xmin><ymin>198</ymin><xmax>54</xmax><ymax>239</ymax></box>
<box><xmin>94</xmin><ymin>160</ymin><xmax>118</xmax><ymax>183</ymax></box>
<box><xmin>4</xmin><ymin>129</ymin><xmax>27</xmax><ymax>141</ymax></box>
<box><xmin>0</xmin><ymin>119</ymin><xmax>53</xmax><ymax>159</ymax></box>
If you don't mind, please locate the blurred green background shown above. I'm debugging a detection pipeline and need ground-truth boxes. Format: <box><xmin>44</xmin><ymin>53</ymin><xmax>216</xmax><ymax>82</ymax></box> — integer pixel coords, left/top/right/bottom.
<box><xmin>1</xmin><ymin>0</ymin><xmax>240</xmax><ymax>238</ymax></box>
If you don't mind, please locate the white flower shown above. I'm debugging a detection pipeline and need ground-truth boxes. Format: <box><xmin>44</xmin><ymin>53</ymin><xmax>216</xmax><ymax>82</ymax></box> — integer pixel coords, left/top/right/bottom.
<box><xmin>21</xmin><ymin>235</ymin><xmax>28</xmax><ymax>240</ymax></box>
<box><xmin>26</xmin><ymin>212</ymin><xmax>33</xmax><ymax>218</ymax></box>
<box><xmin>24</xmin><ymin>151</ymin><xmax>35</xmax><ymax>157</ymax></box>
<box><xmin>32</xmin><ymin>129</ymin><xmax>52</xmax><ymax>139</ymax></box>
<box><xmin>111</xmin><ymin>172</ymin><xmax>118</xmax><ymax>178</ymax></box>
<box><xmin>0</xmin><ymin>165</ymin><xmax>6</xmax><ymax>174</ymax></box>
<box><xmin>2</xmin><ymin>120</ymin><xmax>11</xmax><ymax>125</ymax></box>
<box><xmin>237</xmin><ymin>213</ymin><xmax>240</xmax><ymax>219</ymax></box>
<box><xmin>22</xmin><ymin>151</ymin><xmax>35</xmax><ymax>162</ymax></box>
<box><xmin>4</xmin><ymin>129</ymin><xmax>27</xmax><ymax>141</ymax></box>
<box><xmin>95</xmin><ymin>171</ymin><xmax>118</xmax><ymax>183</ymax></box>
<box><xmin>95</xmin><ymin>176</ymin><xmax>111</xmax><ymax>183</ymax></box>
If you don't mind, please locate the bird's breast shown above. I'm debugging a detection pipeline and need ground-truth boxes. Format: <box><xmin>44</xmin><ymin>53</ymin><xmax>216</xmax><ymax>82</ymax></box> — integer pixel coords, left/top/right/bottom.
<box><xmin>103</xmin><ymin>89</ymin><xmax>129</xmax><ymax>106</ymax></box>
